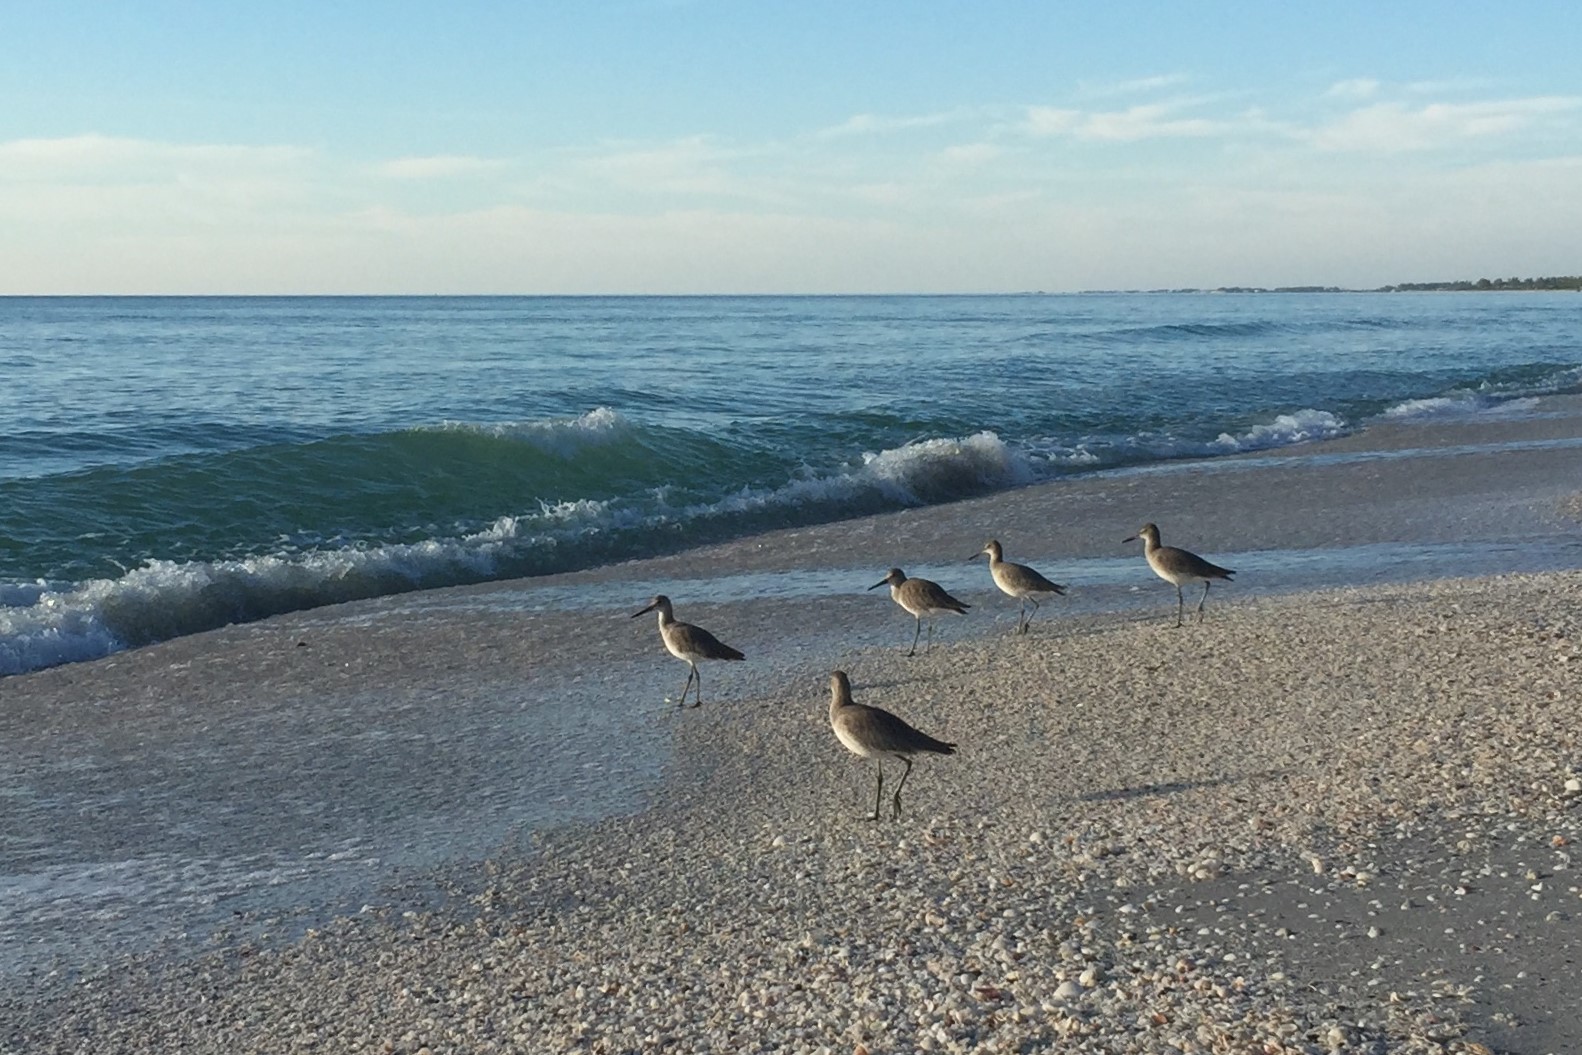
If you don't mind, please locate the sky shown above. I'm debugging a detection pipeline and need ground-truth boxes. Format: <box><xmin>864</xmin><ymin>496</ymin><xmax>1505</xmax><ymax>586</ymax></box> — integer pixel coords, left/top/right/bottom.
<box><xmin>2</xmin><ymin>1</ymin><xmax>1580</xmax><ymax>294</ymax></box>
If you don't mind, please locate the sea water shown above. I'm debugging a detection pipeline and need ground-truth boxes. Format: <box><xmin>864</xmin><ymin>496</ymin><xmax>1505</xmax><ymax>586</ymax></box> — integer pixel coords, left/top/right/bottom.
<box><xmin>4</xmin><ymin>292</ymin><xmax>1581</xmax><ymax>676</ymax></box>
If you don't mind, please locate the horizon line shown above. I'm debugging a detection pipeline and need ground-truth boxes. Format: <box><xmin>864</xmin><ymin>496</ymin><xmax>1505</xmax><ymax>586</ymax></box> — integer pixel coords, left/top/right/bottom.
<box><xmin>4</xmin><ymin>285</ymin><xmax>1578</xmax><ymax>300</ymax></box>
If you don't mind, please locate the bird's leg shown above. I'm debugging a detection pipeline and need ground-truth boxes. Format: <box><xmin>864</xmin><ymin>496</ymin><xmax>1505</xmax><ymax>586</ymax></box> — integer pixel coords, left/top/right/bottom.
<box><xmin>1016</xmin><ymin>598</ymin><xmax>1028</xmax><ymax>634</ymax></box>
<box><xmin>1197</xmin><ymin>581</ymin><xmax>1211</xmax><ymax>622</ymax></box>
<box><xmin>925</xmin><ymin>620</ymin><xmax>934</xmax><ymax>653</ymax></box>
<box><xmin>1174</xmin><ymin>585</ymin><xmax>1185</xmax><ymax>628</ymax></box>
<box><xmin>678</xmin><ymin>666</ymin><xmax>696</xmax><ymax>709</ymax></box>
<box><xmin>690</xmin><ymin>663</ymin><xmax>704</xmax><ymax>708</ymax></box>
<box><xmin>1026</xmin><ymin>596</ymin><xmax>1040</xmax><ymax>632</ymax></box>
<box><xmin>870</xmin><ymin>760</ymin><xmax>885</xmax><ymax>822</ymax></box>
<box><xmin>891</xmin><ymin>756</ymin><xmax>914</xmax><ymax>820</ymax></box>
<box><xmin>908</xmin><ymin>617</ymin><xmax>921</xmax><ymax>657</ymax></box>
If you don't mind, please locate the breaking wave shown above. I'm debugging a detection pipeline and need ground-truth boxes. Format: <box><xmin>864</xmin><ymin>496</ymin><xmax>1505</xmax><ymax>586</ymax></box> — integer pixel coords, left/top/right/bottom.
<box><xmin>2</xmin><ymin>374</ymin><xmax>1573</xmax><ymax>677</ymax></box>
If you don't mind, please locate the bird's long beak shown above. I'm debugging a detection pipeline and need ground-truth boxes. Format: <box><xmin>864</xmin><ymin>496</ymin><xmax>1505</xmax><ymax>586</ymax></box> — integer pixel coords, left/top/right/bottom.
<box><xmin>867</xmin><ymin>579</ymin><xmax>888</xmax><ymax>591</ymax></box>
<box><xmin>965</xmin><ymin>551</ymin><xmax>983</xmax><ymax>562</ymax></box>
<box><xmin>1121</xmin><ymin>535</ymin><xmax>1137</xmax><ymax>544</ymax></box>
<box><xmin>631</xmin><ymin>601</ymin><xmax>658</xmax><ymax>618</ymax></box>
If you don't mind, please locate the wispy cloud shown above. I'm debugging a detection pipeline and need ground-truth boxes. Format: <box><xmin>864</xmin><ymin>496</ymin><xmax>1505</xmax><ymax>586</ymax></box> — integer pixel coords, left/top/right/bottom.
<box><xmin>374</xmin><ymin>154</ymin><xmax>505</xmax><ymax>180</ymax></box>
<box><xmin>1019</xmin><ymin>100</ymin><xmax>1241</xmax><ymax>142</ymax></box>
<box><xmin>1076</xmin><ymin>73</ymin><xmax>1190</xmax><ymax>99</ymax></box>
<box><xmin>4</xmin><ymin>76</ymin><xmax>1580</xmax><ymax>294</ymax></box>
<box><xmin>0</xmin><ymin>134</ymin><xmax>310</xmax><ymax>180</ymax></box>
<box><xmin>1324</xmin><ymin>77</ymin><xmax>1380</xmax><ymax>101</ymax></box>
<box><xmin>569</xmin><ymin>135</ymin><xmax>794</xmax><ymax>205</ymax></box>
<box><xmin>1403</xmin><ymin>77</ymin><xmax>1498</xmax><ymax>96</ymax></box>
<box><xmin>1023</xmin><ymin>107</ymin><xmax>1082</xmax><ymax>136</ymax></box>
<box><xmin>0</xmin><ymin>134</ymin><xmax>320</xmax><ymax>235</ymax></box>
<box><xmin>1079</xmin><ymin>103</ymin><xmax>1227</xmax><ymax>141</ymax></box>
<box><xmin>938</xmin><ymin>142</ymin><xmax>1003</xmax><ymax>166</ymax></box>
<box><xmin>817</xmin><ymin>108</ymin><xmax>972</xmax><ymax>138</ymax></box>
<box><xmin>1308</xmin><ymin>96</ymin><xmax>1582</xmax><ymax>152</ymax></box>
<box><xmin>579</xmin><ymin>136</ymin><xmax>727</xmax><ymax>189</ymax></box>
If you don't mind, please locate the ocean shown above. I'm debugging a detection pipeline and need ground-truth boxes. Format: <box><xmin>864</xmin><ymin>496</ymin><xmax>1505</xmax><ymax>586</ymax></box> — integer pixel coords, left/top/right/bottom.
<box><xmin>4</xmin><ymin>292</ymin><xmax>1581</xmax><ymax>678</ymax></box>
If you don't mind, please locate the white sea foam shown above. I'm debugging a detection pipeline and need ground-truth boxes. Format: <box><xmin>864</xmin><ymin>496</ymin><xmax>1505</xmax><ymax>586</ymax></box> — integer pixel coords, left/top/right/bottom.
<box><xmin>530</xmin><ymin>497</ymin><xmax>633</xmax><ymax>528</ymax></box>
<box><xmin>1209</xmin><ymin>409</ymin><xmax>1348</xmax><ymax>452</ymax></box>
<box><xmin>0</xmin><ymin>584</ymin><xmax>125</xmax><ymax>675</ymax></box>
<box><xmin>433</xmin><ymin>406</ymin><xmax>633</xmax><ymax>457</ymax></box>
<box><xmin>0</xmin><ymin>528</ymin><xmax>519</xmax><ymax>677</ymax></box>
<box><xmin>1380</xmin><ymin>395</ymin><xmax>1540</xmax><ymax>421</ymax></box>
<box><xmin>0</xmin><ymin>482</ymin><xmax>718</xmax><ymax>676</ymax></box>
<box><xmin>856</xmin><ymin>431</ymin><xmax>1035</xmax><ymax>501</ymax></box>
<box><xmin>1041</xmin><ymin>447</ymin><xmax>1104</xmax><ymax>468</ymax></box>
<box><xmin>679</xmin><ymin>430</ymin><xmax>1035</xmax><ymax>517</ymax></box>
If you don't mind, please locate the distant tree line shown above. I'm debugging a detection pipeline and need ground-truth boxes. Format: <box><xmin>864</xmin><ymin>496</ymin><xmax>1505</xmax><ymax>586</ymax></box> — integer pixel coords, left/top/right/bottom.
<box><xmin>1070</xmin><ymin>276</ymin><xmax>1581</xmax><ymax>294</ymax></box>
<box><xmin>1377</xmin><ymin>275</ymin><xmax>1582</xmax><ymax>292</ymax></box>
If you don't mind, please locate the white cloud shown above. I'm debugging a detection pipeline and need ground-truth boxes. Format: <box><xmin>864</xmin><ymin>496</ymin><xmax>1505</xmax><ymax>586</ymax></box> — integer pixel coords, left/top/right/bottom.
<box><xmin>1020</xmin><ymin>101</ymin><xmax>1235</xmax><ymax>142</ymax></box>
<box><xmin>1021</xmin><ymin>106</ymin><xmax>1082</xmax><ymax>136</ymax></box>
<box><xmin>1076</xmin><ymin>73</ymin><xmax>1190</xmax><ymax>99</ymax></box>
<box><xmin>841</xmin><ymin>182</ymin><xmax>917</xmax><ymax>207</ymax></box>
<box><xmin>938</xmin><ymin>142</ymin><xmax>1003</xmax><ymax>165</ymax></box>
<box><xmin>574</xmin><ymin>135</ymin><xmax>758</xmax><ymax>199</ymax></box>
<box><xmin>5</xmin><ymin>155</ymin><xmax>1578</xmax><ymax>294</ymax></box>
<box><xmin>1117</xmin><ymin>74</ymin><xmax>1190</xmax><ymax>95</ymax></box>
<box><xmin>2</xmin><ymin>90</ymin><xmax>1579</xmax><ymax>294</ymax></box>
<box><xmin>0</xmin><ymin>134</ymin><xmax>310</xmax><ymax>181</ymax></box>
<box><xmin>374</xmin><ymin>155</ymin><xmax>504</xmax><ymax>179</ymax></box>
<box><xmin>1403</xmin><ymin>77</ymin><xmax>1497</xmax><ymax>96</ymax></box>
<box><xmin>817</xmin><ymin>108</ymin><xmax>971</xmax><ymax>138</ymax></box>
<box><xmin>1308</xmin><ymin>96</ymin><xmax>1582</xmax><ymax>152</ymax></box>
<box><xmin>0</xmin><ymin>134</ymin><xmax>321</xmax><ymax>241</ymax></box>
<box><xmin>1078</xmin><ymin>103</ymin><xmax>1224</xmax><ymax>141</ymax></box>
<box><xmin>1324</xmin><ymin>77</ymin><xmax>1380</xmax><ymax>101</ymax></box>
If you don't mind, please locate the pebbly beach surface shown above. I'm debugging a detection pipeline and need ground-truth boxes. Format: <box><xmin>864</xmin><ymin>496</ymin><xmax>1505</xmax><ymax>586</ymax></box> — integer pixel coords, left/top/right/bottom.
<box><xmin>5</xmin><ymin>397</ymin><xmax>1582</xmax><ymax>1053</ymax></box>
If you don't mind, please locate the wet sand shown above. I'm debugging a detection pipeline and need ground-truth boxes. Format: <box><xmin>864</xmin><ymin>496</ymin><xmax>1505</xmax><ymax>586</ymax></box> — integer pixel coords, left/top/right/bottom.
<box><xmin>4</xmin><ymin>398</ymin><xmax>1582</xmax><ymax>1052</ymax></box>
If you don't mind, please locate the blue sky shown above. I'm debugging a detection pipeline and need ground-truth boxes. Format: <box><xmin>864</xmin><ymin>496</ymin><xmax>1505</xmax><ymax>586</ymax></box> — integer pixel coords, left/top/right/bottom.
<box><xmin>3</xmin><ymin>1</ymin><xmax>1579</xmax><ymax>293</ymax></box>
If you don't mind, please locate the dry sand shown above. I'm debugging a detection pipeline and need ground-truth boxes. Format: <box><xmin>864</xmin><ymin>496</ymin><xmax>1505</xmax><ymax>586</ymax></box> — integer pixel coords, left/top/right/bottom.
<box><xmin>5</xmin><ymin>401</ymin><xmax>1582</xmax><ymax>1053</ymax></box>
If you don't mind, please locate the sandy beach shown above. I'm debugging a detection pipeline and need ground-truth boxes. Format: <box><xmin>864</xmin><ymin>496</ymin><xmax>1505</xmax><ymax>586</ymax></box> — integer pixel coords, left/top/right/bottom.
<box><xmin>5</xmin><ymin>399</ymin><xmax>1582</xmax><ymax>1053</ymax></box>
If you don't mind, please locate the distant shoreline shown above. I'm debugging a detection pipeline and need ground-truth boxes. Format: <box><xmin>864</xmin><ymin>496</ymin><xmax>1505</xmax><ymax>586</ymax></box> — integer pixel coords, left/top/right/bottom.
<box><xmin>1073</xmin><ymin>275</ymin><xmax>1582</xmax><ymax>294</ymax></box>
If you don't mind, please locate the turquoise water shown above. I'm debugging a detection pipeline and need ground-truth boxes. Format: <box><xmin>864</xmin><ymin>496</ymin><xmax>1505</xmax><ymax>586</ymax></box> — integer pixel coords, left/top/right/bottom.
<box><xmin>3</xmin><ymin>292</ymin><xmax>1581</xmax><ymax>675</ymax></box>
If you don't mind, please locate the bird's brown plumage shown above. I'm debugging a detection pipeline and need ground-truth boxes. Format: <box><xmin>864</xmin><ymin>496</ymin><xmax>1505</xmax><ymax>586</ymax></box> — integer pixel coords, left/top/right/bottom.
<box><xmin>827</xmin><ymin>670</ymin><xmax>955</xmax><ymax>821</ymax></box>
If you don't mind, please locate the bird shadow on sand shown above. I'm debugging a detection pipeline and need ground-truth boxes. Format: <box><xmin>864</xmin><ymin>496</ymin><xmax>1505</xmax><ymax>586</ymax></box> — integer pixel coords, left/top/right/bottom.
<box><xmin>1078</xmin><ymin>766</ymin><xmax>1292</xmax><ymax>804</ymax></box>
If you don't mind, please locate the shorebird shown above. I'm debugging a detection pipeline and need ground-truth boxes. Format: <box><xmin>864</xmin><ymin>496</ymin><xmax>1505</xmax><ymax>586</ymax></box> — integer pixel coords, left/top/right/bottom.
<box><xmin>631</xmin><ymin>595</ymin><xmax>745</xmax><ymax>708</ymax></box>
<box><xmin>868</xmin><ymin>567</ymin><xmax>970</xmax><ymax>656</ymax></box>
<box><xmin>827</xmin><ymin>670</ymin><xmax>956</xmax><ymax>821</ymax></box>
<box><xmin>971</xmin><ymin>539</ymin><xmax>1067</xmax><ymax>634</ymax></box>
<box><xmin>1122</xmin><ymin>523</ymin><xmax>1235</xmax><ymax>627</ymax></box>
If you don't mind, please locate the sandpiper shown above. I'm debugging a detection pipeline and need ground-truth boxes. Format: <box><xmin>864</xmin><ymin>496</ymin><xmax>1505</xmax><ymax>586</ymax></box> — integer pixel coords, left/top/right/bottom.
<box><xmin>827</xmin><ymin>670</ymin><xmax>956</xmax><ymax>821</ymax></box>
<box><xmin>1122</xmin><ymin>523</ymin><xmax>1235</xmax><ymax>627</ymax></box>
<box><xmin>971</xmin><ymin>539</ymin><xmax>1067</xmax><ymax>634</ymax></box>
<box><xmin>631</xmin><ymin>595</ymin><xmax>745</xmax><ymax>708</ymax></box>
<box><xmin>868</xmin><ymin>567</ymin><xmax>969</xmax><ymax>656</ymax></box>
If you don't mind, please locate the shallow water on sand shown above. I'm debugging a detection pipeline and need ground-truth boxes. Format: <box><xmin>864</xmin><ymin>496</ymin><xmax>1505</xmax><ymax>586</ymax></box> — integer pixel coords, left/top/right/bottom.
<box><xmin>0</xmin><ymin>652</ymin><xmax>668</xmax><ymax>976</ymax></box>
